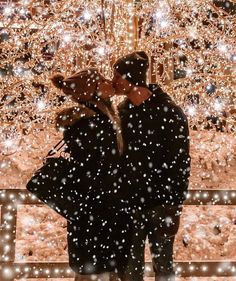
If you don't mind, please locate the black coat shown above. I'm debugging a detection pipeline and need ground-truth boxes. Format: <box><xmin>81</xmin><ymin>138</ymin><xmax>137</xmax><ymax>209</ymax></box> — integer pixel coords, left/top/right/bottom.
<box><xmin>119</xmin><ymin>84</ymin><xmax>191</xmax><ymax>210</ymax></box>
<box><xmin>63</xmin><ymin>102</ymin><xmax>131</xmax><ymax>274</ymax></box>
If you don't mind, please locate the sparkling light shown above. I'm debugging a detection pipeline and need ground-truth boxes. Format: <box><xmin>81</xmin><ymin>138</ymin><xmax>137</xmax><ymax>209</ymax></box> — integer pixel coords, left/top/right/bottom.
<box><xmin>218</xmin><ymin>43</ymin><xmax>228</xmax><ymax>53</ymax></box>
<box><xmin>3</xmin><ymin>267</ymin><xmax>14</xmax><ymax>278</ymax></box>
<box><xmin>0</xmin><ymin>0</ymin><xmax>233</xmax><ymax>136</ymax></box>
<box><xmin>97</xmin><ymin>46</ymin><xmax>106</xmax><ymax>56</ymax></box>
<box><xmin>186</xmin><ymin>106</ymin><xmax>196</xmax><ymax>117</ymax></box>
<box><xmin>4</xmin><ymin>7</ymin><xmax>13</xmax><ymax>16</ymax></box>
<box><xmin>19</xmin><ymin>8</ymin><xmax>26</xmax><ymax>16</ymax></box>
<box><xmin>176</xmin><ymin>266</ymin><xmax>182</xmax><ymax>272</ymax></box>
<box><xmin>83</xmin><ymin>10</ymin><xmax>92</xmax><ymax>20</ymax></box>
<box><xmin>0</xmin><ymin>10</ymin><xmax>235</xmax><ymax>281</ymax></box>
<box><xmin>4</xmin><ymin>139</ymin><xmax>14</xmax><ymax>148</ymax></box>
<box><xmin>63</xmin><ymin>34</ymin><xmax>71</xmax><ymax>43</ymax></box>
<box><xmin>14</xmin><ymin>67</ymin><xmax>24</xmax><ymax>76</ymax></box>
<box><xmin>202</xmin><ymin>265</ymin><xmax>208</xmax><ymax>271</ymax></box>
<box><xmin>189</xmin><ymin>265</ymin><xmax>195</xmax><ymax>271</ymax></box>
<box><xmin>186</xmin><ymin>68</ymin><xmax>193</xmax><ymax>76</ymax></box>
<box><xmin>160</xmin><ymin>20</ymin><xmax>169</xmax><ymax>29</ymax></box>
<box><xmin>155</xmin><ymin>10</ymin><xmax>164</xmax><ymax>19</ymax></box>
<box><xmin>36</xmin><ymin>100</ymin><xmax>46</xmax><ymax>111</ymax></box>
<box><xmin>214</xmin><ymin>100</ymin><xmax>223</xmax><ymax>111</ymax></box>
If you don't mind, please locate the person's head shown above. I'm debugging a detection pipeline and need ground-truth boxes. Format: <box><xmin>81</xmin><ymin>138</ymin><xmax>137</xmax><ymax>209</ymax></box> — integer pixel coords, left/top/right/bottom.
<box><xmin>112</xmin><ymin>51</ymin><xmax>149</xmax><ymax>95</ymax></box>
<box><xmin>51</xmin><ymin>68</ymin><xmax>114</xmax><ymax>103</ymax></box>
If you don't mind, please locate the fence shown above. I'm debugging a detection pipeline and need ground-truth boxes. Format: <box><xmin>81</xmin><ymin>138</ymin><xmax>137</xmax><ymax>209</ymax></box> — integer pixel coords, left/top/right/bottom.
<box><xmin>0</xmin><ymin>189</ymin><xmax>236</xmax><ymax>280</ymax></box>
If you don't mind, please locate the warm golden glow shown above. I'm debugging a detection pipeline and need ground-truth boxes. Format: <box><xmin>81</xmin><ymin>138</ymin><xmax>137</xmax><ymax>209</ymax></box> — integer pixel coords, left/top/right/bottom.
<box><xmin>0</xmin><ymin>0</ymin><xmax>235</xmax><ymax>140</ymax></box>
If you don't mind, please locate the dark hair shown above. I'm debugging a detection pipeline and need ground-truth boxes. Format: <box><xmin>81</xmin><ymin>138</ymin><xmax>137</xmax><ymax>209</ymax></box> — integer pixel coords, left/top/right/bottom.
<box><xmin>113</xmin><ymin>51</ymin><xmax>149</xmax><ymax>87</ymax></box>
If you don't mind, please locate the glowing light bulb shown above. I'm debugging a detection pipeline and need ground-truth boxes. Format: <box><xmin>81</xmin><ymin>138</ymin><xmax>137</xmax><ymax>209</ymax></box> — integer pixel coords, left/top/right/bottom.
<box><xmin>37</xmin><ymin>100</ymin><xmax>46</xmax><ymax>110</ymax></box>
<box><xmin>206</xmin><ymin>84</ymin><xmax>212</xmax><ymax>91</ymax></box>
<box><xmin>198</xmin><ymin>57</ymin><xmax>204</xmax><ymax>64</ymax></box>
<box><xmin>97</xmin><ymin>46</ymin><xmax>106</xmax><ymax>56</ymax></box>
<box><xmin>4</xmin><ymin>139</ymin><xmax>14</xmax><ymax>149</ymax></box>
<box><xmin>231</xmin><ymin>54</ymin><xmax>236</xmax><ymax>62</ymax></box>
<box><xmin>3</xmin><ymin>267</ymin><xmax>14</xmax><ymax>278</ymax></box>
<box><xmin>19</xmin><ymin>8</ymin><xmax>26</xmax><ymax>15</ymax></box>
<box><xmin>160</xmin><ymin>20</ymin><xmax>169</xmax><ymax>29</ymax></box>
<box><xmin>189</xmin><ymin>265</ymin><xmax>195</xmax><ymax>271</ymax></box>
<box><xmin>79</xmin><ymin>34</ymin><xmax>85</xmax><ymax>41</ymax></box>
<box><xmin>14</xmin><ymin>67</ymin><xmax>23</xmax><ymax>75</ymax></box>
<box><xmin>4</xmin><ymin>7</ymin><xmax>12</xmax><ymax>16</ymax></box>
<box><xmin>214</xmin><ymin>100</ymin><xmax>222</xmax><ymax>111</ymax></box>
<box><xmin>186</xmin><ymin>106</ymin><xmax>196</xmax><ymax>116</ymax></box>
<box><xmin>176</xmin><ymin>266</ymin><xmax>182</xmax><ymax>272</ymax></box>
<box><xmin>218</xmin><ymin>43</ymin><xmax>227</xmax><ymax>53</ymax></box>
<box><xmin>155</xmin><ymin>10</ymin><xmax>163</xmax><ymax>19</ymax></box>
<box><xmin>188</xmin><ymin>27</ymin><xmax>198</xmax><ymax>39</ymax></box>
<box><xmin>186</xmin><ymin>68</ymin><xmax>193</xmax><ymax>76</ymax></box>
<box><xmin>63</xmin><ymin>34</ymin><xmax>71</xmax><ymax>43</ymax></box>
<box><xmin>83</xmin><ymin>10</ymin><xmax>91</xmax><ymax>20</ymax></box>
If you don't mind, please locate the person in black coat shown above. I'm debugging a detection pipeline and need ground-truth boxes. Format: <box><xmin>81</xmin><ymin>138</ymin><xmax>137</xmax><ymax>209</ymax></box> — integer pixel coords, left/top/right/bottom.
<box><xmin>51</xmin><ymin>69</ymin><xmax>131</xmax><ymax>281</ymax></box>
<box><xmin>111</xmin><ymin>52</ymin><xmax>191</xmax><ymax>281</ymax></box>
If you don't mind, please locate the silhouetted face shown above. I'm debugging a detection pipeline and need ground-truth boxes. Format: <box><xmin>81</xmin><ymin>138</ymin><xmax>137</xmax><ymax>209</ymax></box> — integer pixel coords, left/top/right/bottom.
<box><xmin>70</xmin><ymin>91</ymin><xmax>95</xmax><ymax>103</ymax></box>
<box><xmin>62</xmin><ymin>79</ymin><xmax>96</xmax><ymax>103</ymax></box>
<box><xmin>97</xmin><ymin>80</ymin><xmax>115</xmax><ymax>99</ymax></box>
<box><xmin>112</xmin><ymin>70</ymin><xmax>133</xmax><ymax>95</ymax></box>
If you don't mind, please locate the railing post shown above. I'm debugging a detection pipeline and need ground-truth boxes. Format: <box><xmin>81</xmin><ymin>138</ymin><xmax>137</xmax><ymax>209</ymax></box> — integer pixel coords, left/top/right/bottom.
<box><xmin>0</xmin><ymin>203</ymin><xmax>17</xmax><ymax>281</ymax></box>
<box><xmin>1</xmin><ymin>189</ymin><xmax>236</xmax><ymax>279</ymax></box>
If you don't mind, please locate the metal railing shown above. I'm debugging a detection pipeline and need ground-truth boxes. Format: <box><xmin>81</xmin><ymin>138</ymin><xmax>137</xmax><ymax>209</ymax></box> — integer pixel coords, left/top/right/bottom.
<box><xmin>0</xmin><ymin>189</ymin><xmax>236</xmax><ymax>280</ymax></box>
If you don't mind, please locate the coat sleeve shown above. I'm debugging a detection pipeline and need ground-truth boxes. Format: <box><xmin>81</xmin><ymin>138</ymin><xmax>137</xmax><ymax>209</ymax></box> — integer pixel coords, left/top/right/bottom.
<box><xmin>160</xmin><ymin>107</ymin><xmax>191</xmax><ymax>205</ymax></box>
<box><xmin>63</xmin><ymin>118</ymin><xmax>101</xmax><ymax>180</ymax></box>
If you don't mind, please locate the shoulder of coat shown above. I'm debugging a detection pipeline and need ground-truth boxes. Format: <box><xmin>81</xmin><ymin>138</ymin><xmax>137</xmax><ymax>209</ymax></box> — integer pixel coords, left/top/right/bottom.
<box><xmin>55</xmin><ymin>104</ymin><xmax>96</xmax><ymax>130</ymax></box>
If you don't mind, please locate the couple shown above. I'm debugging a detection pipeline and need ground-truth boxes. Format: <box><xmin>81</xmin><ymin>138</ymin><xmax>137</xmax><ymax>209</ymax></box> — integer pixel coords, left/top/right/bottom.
<box><xmin>51</xmin><ymin>51</ymin><xmax>191</xmax><ymax>281</ymax></box>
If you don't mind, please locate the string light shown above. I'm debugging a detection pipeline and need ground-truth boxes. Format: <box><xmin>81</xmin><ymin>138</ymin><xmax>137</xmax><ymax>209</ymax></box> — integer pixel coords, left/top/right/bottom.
<box><xmin>4</xmin><ymin>7</ymin><xmax>13</xmax><ymax>16</ymax></box>
<box><xmin>160</xmin><ymin>19</ymin><xmax>169</xmax><ymax>29</ymax></box>
<box><xmin>0</xmin><ymin>0</ymin><xmax>235</xmax><ymax>279</ymax></box>
<box><xmin>62</xmin><ymin>34</ymin><xmax>71</xmax><ymax>43</ymax></box>
<box><xmin>186</xmin><ymin>68</ymin><xmax>193</xmax><ymax>76</ymax></box>
<box><xmin>36</xmin><ymin>100</ymin><xmax>46</xmax><ymax>111</ymax></box>
<box><xmin>0</xmin><ymin>188</ymin><xmax>235</xmax><ymax>278</ymax></box>
<box><xmin>186</xmin><ymin>105</ymin><xmax>196</xmax><ymax>117</ymax></box>
<box><xmin>83</xmin><ymin>10</ymin><xmax>92</xmax><ymax>21</ymax></box>
<box><xmin>96</xmin><ymin>46</ymin><xmax>106</xmax><ymax>56</ymax></box>
<box><xmin>3</xmin><ymin>267</ymin><xmax>14</xmax><ymax>279</ymax></box>
<box><xmin>4</xmin><ymin>139</ymin><xmax>14</xmax><ymax>149</ymax></box>
<box><xmin>214</xmin><ymin>100</ymin><xmax>223</xmax><ymax>111</ymax></box>
<box><xmin>189</xmin><ymin>265</ymin><xmax>195</xmax><ymax>271</ymax></box>
<box><xmin>218</xmin><ymin>43</ymin><xmax>228</xmax><ymax>53</ymax></box>
<box><xmin>201</xmin><ymin>265</ymin><xmax>208</xmax><ymax>272</ymax></box>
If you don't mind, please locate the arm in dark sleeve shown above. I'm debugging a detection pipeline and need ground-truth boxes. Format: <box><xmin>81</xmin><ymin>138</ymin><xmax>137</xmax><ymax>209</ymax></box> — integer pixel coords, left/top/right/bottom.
<box><xmin>62</xmin><ymin>118</ymin><xmax>102</xmax><ymax>216</ymax></box>
<box><xmin>161</xmin><ymin>108</ymin><xmax>191</xmax><ymax>205</ymax></box>
<box><xmin>63</xmin><ymin>118</ymin><xmax>100</xmax><ymax>162</ymax></box>
<box><xmin>63</xmin><ymin>118</ymin><xmax>101</xmax><ymax>186</ymax></box>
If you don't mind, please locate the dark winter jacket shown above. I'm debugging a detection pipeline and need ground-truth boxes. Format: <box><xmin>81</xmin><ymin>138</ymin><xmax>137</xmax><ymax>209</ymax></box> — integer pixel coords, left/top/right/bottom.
<box><xmin>63</xmin><ymin>101</ymin><xmax>131</xmax><ymax>274</ymax></box>
<box><xmin>119</xmin><ymin>84</ymin><xmax>191</xmax><ymax>210</ymax></box>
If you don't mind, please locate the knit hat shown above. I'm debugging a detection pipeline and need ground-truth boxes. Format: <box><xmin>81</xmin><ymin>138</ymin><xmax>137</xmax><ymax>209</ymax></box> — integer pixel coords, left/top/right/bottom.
<box><xmin>113</xmin><ymin>51</ymin><xmax>149</xmax><ymax>87</ymax></box>
<box><xmin>51</xmin><ymin>68</ymin><xmax>102</xmax><ymax>99</ymax></box>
